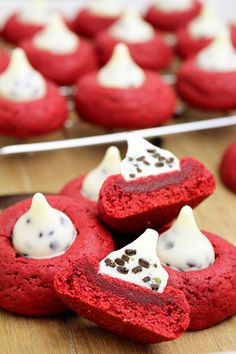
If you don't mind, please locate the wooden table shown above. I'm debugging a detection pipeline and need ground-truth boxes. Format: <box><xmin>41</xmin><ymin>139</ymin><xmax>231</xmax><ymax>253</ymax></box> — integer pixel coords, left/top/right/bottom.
<box><xmin>0</xmin><ymin>112</ymin><xmax>236</xmax><ymax>353</ymax></box>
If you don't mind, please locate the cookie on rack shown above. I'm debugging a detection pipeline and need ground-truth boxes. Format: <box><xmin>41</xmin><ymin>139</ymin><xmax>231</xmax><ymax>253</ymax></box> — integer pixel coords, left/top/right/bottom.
<box><xmin>0</xmin><ymin>48</ymin><xmax>67</xmax><ymax>138</ymax></box>
<box><xmin>95</xmin><ymin>9</ymin><xmax>173</xmax><ymax>70</ymax></box>
<box><xmin>145</xmin><ymin>0</ymin><xmax>201</xmax><ymax>32</ymax></box>
<box><xmin>60</xmin><ymin>146</ymin><xmax>121</xmax><ymax>209</ymax></box>
<box><xmin>21</xmin><ymin>14</ymin><xmax>98</xmax><ymax>86</ymax></box>
<box><xmin>74</xmin><ymin>0</ymin><xmax>123</xmax><ymax>38</ymax></box>
<box><xmin>220</xmin><ymin>141</ymin><xmax>236</xmax><ymax>193</ymax></box>
<box><xmin>54</xmin><ymin>229</ymin><xmax>190</xmax><ymax>343</ymax></box>
<box><xmin>176</xmin><ymin>32</ymin><xmax>236</xmax><ymax>111</ymax></box>
<box><xmin>0</xmin><ymin>193</ymin><xmax>114</xmax><ymax>316</ymax></box>
<box><xmin>75</xmin><ymin>43</ymin><xmax>176</xmax><ymax>130</ymax></box>
<box><xmin>98</xmin><ymin>134</ymin><xmax>215</xmax><ymax>234</ymax></box>
<box><xmin>157</xmin><ymin>206</ymin><xmax>236</xmax><ymax>330</ymax></box>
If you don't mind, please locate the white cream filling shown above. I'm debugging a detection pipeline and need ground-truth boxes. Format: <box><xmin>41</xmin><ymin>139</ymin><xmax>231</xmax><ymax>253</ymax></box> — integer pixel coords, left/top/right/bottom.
<box><xmin>120</xmin><ymin>134</ymin><xmax>180</xmax><ymax>181</ymax></box>
<box><xmin>109</xmin><ymin>9</ymin><xmax>155</xmax><ymax>43</ymax></box>
<box><xmin>197</xmin><ymin>32</ymin><xmax>236</xmax><ymax>72</ymax></box>
<box><xmin>153</xmin><ymin>0</ymin><xmax>194</xmax><ymax>12</ymax></box>
<box><xmin>99</xmin><ymin>229</ymin><xmax>168</xmax><ymax>293</ymax></box>
<box><xmin>81</xmin><ymin>146</ymin><xmax>121</xmax><ymax>201</ymax></box>
<box><xmin>97</xmin><ymin>43</ymin><xmax>145</xmax><ymax>89</ymax></box>
<box><xmin>0</xmin><ymin>48</ymin><xmax>46</xmax><ymax>102</ymax></box>
<box><xmin>188</xmin><ymin>5</ymin><xmax>228</xmax><ymax>39</ymax></box>
<box><xmin>33</xmin><ymin>14</ymin><xmax>79</xmax><ymax>54</ymax></box>
<box><xmin>89</xmin><ymin>0</ymin><xmax>123</xmax><ymax>17</ymax></box>
<box><xmin>157</xmin><ymin>206</ymin><xmax>215</xmax><ymax>272</ymax></box>
<box><xmin>12</xmin><ymin>193</ymin><xmax>77</xmax><ymax>259</ymax></box>
<box><xmin>19</xmin><ymin>0</ymin><xmax>52</xmax><ymax>25</ymax></box>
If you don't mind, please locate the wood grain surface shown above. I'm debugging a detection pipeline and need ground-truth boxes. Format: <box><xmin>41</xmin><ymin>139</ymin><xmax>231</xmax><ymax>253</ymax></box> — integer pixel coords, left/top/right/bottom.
<box><xmin>0</xmin><ymin>115</ymin><xmax>236</xmax><ymax>354</ymax></box>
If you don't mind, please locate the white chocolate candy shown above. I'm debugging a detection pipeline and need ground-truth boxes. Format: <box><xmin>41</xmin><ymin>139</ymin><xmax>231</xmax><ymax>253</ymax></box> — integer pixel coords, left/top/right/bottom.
<box><xmin>99</xmin><ymin>229</ymin><xmax>168</xmax><ymax>293</ymax></box>
<box><xmin>89</xmin><ymin>0</ymin><xmax>123</xmax><ymax>17</ymax></box>
<box><xmin>120</xmin><ymin>134</ymin><xmax>180</xmax><ymax>181</ymax></box>
<box><xmin>153</xmin><ymin>0</ymin><xmax>193</xmax><ymax>12</ymax></box>
<box><xmin>12</xmin><ymin>193</ymin><xmax>76</xmax><ymax>259</ymax></box>
<box><xmin>197</xmin><ymin>32</ymin><xmax>236</xmax><ymax>72</ymax></box>
<box><xmin>81</xmin><ymin>146</ymin><xmax>121</xmax><ymax>201</ymax></box>
<box><xmin>157</xmin><ymin>206</ymin><xmax>215</xmax><ymax>272</ymax></box>
<box><xmin>33</xmin><ymin>14</ymin><xmax>79</xmax><ymax>54</ymax></box>
<box><xmin>97</xmin><ymin>43</ymin><xmax>145</xmax><ymax>88</ymax></box>
<box><xmin>0</xmin><ymin>48</ymin><xmax>46</xmax><ymax>102</ymax></box>
<box><xmin>188</xmin><ymin>5</ymin><xmax>227</xmax><ymax>39</ymax></box>
<box><xmin>19</xmin><ymin>0</ymin><xmax>52</xmax><ymax>25</ymax></box>
<box><xmin>109</xmin><ymin>9</ymin><xmax>155</xmax><ymax>43</ymax></box>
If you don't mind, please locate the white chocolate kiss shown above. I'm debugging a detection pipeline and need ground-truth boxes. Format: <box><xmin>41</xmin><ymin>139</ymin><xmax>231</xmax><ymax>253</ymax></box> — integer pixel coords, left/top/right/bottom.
<box><xmin>109</xmin><ymin>9</ymin><xmax>155</xmax><ymax>43</ymax></box>
<box><xmin>197</xmin><ymin>32</ymin><xmax>236</xmax><ymax>72</ymax></box>
<box><xmin>157</xmin><ymin>206</ymin><xmax>215</xmax><ymax>272</ymax></box>
<box><xmin>12</xmin><ymin>193</ymin><xmax>77</xmax><ymax>259</ymax></box>
<box><xmin>99</xmin><ymin>229</ymin><xmax>168</xmax><ymax>293</ymax></box>
<box><xmin>153</xmin><ymin>0</ymin><xmax>193</xmax><ymax>12</ymax></box>
<box><xmin>81</xmin><ymin>146</ymin><xmax>121</xmax><ymax>201</ymax></box>
<box><xmin>89</xmin><ymin>0</ymin><xmax>123</xmax><ymax>17</ymax></box>
<box><xmin>120</xmin><ymin>134</ymin><xmax>180</xmax><ymax>181</ymax></box>
<box><xmin>33</xmin><ymin>14</ymin><xmax>79</xmax><ymax>54</ymax></box>
<box><xmin>19</xmin><ymin>0</ymin><xmax>52</xmax><ymax>25</ymax></box>
<box><xmin>188</xmin><ymin>5</ymin><xmax>228</xmax><ymax>39</ymax></box>
<box><xmin>0</xmin><ymin>48</ymin><xmax>46</xmax><ymax>102</ymax></box>
<box><xmin>97</xmin><ymin>43</ymin><xmax>145</xmax><ymax>89</ymax></box>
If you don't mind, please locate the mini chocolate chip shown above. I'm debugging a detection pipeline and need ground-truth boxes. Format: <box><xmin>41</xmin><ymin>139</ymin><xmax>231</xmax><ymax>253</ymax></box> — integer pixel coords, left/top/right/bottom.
<box><xmin>143</xmin><ymin>276</ymin><xmax>151</xmax><ymax>283</ymax></box>
<box><xmin>49</xmin><ymin>241</ymin><xmax>59</xmax><ymax>250</ymax></box>
<box><xmin>147</xmin><ymin>149</ymin><xmax>156</xmax><ymax>153</ymax></box>
<box><xmin>132</xmin><ymin>266</ymin><xmax>142</xmax><ymax>274</ymax></box>
<box><xmin>136</xmin><ymin>156</ymin><xmax>145</xmax><ymax>161</ymax></box>
<box><xmin>138</xmin><ymin>258</ymin><xmax>150</xmax><ymax>268</ymax></box>
<box><xmin>136</xmin><ymin>167</ymin><xmax>142</xmax><ymax>173</ymax></box>
<box><xmin>187</xmin><ymin>261</ymin><xmax>197</xmax><ymax>268</ymax></box>
<box><xmin>125</xmin><ymin>249</ymin><xmax>136</xmax><ymax>256</ymax></box>
<box><xmin>39</xmin><ymin>232</ymin><xmax>43</xmax><ymax>238</ymax></box>
<box><xmin>165</xmin><ymin>241</ymin><xmax>174</xmax><ymax>249</ymax></box>
<box><xmin>60</xmin><ymin>217</ymin><xmax>67</xmax><ymax>225</ymax></box>
<box><xmin>166</xmin><ymin>157</ymin><xmax>174</xmax><ymax>164</ymax></box>
<box><xmin>26</xmin><ymin>218</ymin><xmax>31</xmax><ymax>224</ymax></box>
<box><xmin>155</xmin><ymin>162</ymin><xmax>164</xmax><ymax>167</ymax></box>
<box><xmin>129</xmin><ymin>173</ymin><xmax>136</xmax><ymax>179</ymax></box>
<box><xmin>158</xmin><ymin>156</ymin><xmax>165</xmax><ymax>161</ymax></box>
<box><xmin>115</xmin><ymin>258</ymin><xmax>125</xmax><ymax>266</ymax></box>
<box><xmin>22</xmin><ymin>253</ymin><xmax>28</xmax><ymax>257</ymax></box>
<box><xmin>154</xmin><ymin>263</ymin><xmax>157</xmax><ymax>268</ymax></box>
<box><xmin>143</xmin><ymin>160</ymin><xmax>150</xmax><ymax>165</ymax></box>
<box><xmin>121</xmin><ymin>254</ymin><xmax>130</xmax><ymax>262</ymax></box>
<box><xmin>48</xmin><ymin>231</ymin><xmax>54</xmax><ymax>236</ymax></box>
<box><xmin>117</xmin><ymin>266</ymin><xmax>129</xmax><ymax>274</ymax></box>
<box><xmin>128</xmin><ymin>157</ymin><xmax>133</xmax><ymax>161</ymax></box>
<box><xmin>105</xmin><ymin>258</ymin><xmax>116</xmax><ymax>268</ymax></box>
<box><xmin>153</xmin><ymin>153</ymin><xmax>161</xmax><ymax>158</ymax></box>
<box><xmin>151</xmin><ymin>284</ymin><xmax>159</xmax><ymax>291</ymax></box>
<box><xmin>166</xmin><ymin>263</ymin><xmax>170</xmax><ymax>267</ymax></box>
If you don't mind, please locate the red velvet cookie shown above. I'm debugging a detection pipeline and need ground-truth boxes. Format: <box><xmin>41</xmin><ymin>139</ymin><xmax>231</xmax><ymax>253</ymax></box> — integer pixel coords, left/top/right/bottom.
<box><xmin>75</xmin><ymin>71</ymin><xmax>176</xmax><ymax>129</ymax></box>
<box><xmin>145</xmin><ymin>1</ymin><xmax>201</xmax><ymax>32</ymax></box>
<box><xmin>0</xmin><ymin>195</ymin><xmax>114</xmax><ymax>316</ymax></box>
<box><xmin>220</xmin><ymin>141</ymin><xmax>236</xmax><ymax>193</ymax></box>
<box><xmin>166</xmin><ymin>232</ymin><xmax>236</xmax><ymax>330</ymax></box>
<box><xmin>54</xmin><ymin>256</ymin><xmax>190</xmax><ymax>343</ymax></box>
<box><xmin>0</xmin><ymin>81</ymin><xmax>68</xmax><ymax>138</ymax></box>
<box><xmin>95</xmin><ymin>30</ymin><xmax>172</xmax><ymax>70</ymax></box>
<box><xmin>21</xmin><ymin>37</ymin><xmax>98</xmax><ymax>86</ymax></box>
<box><xmin>74</xmin><ymin>9</ymin><xmax>120</xmax><ymax>38</ymax></box>
<box><xmin>176</xmin><ymin>58</ymin><xmax>236</xmax><ymax>110</ymax></box>
<box><xmin>98</xmin><ymin>157</ymin><xmax>215</xmax><ymax>233</ymax></box>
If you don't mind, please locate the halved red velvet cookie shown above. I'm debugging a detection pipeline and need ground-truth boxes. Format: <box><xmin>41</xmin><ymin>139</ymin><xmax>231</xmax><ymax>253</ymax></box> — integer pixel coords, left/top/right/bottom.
<box><xmin>98</xmin><ymin>157</ymin><xmax>215</xmax><ymax>233</ymax></box>
<box><xmin>166</xmin><ymin>232</ymin><xmax>236</xmax><ymax>330</ymax></box>
<box><xmin>74</xmin><ymin>9</ymin><xmax>120</xmax><ymax>38</ymax></box>
<box><xmin>54</xmin><ymin>256</ymin><xmax>190</xmax><ymax>343</ymax></box>
<box><xmin>21</xmin><ymin>37</ymin><xmax>98</xmax><ymax>86</ymax></box>
<box><xmin>145</xmin><ymin>1</ymin><xmax>201</xmax><ymax>32</ymax></box>
<box><xmin>220</xmin><ymin>141</ymin><xmax>236</xmax><ymax>193</ymax></box>
<box><xmin>176</xmin><ymin>58</ymin><xmax>236</xmax><ymax>110</ymax></box>
<box><xmin>0</xmin><ymin>81</ymin><xmax>68</xmax><ymax>138</ymax></box>
<box><xmin>0</xmin><ymin>195</ymin><xmax>114</xmax><ymax>316</ymax></box>
<box><xmin>95</xmin><ymin>30</ymin><xmax>172</xmax><ymax>70</ymax></box>
<box><xmin>75</xmin><ymin>70</ymin><xmax>176</xmax><ymax>129</ymax></box>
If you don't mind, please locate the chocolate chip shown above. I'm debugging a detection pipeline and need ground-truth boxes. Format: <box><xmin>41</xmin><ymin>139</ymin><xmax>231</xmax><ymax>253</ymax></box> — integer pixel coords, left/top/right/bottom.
<box><xmin>138</xmin><ymin>258</ymin><xmax>150</xmax><ymax>268</ymax></box>
<box><xmin>105</xmin><ymin>258</ymin><xmax>116</xmax><ymax>268</ymax></box>
<box><xmin>153</xmin><ymin>153</ymin><xmax>161</xmax><ymax>158</ymax></box>
<box><xmin>48</xmin><ymin>231</ymin><xmax>54</xmax><ymax>236</ymax></box>
<box><xmin>22</xmin><ymin>253</ymin><xmax>28</xmax><ymax>257</ymax></box>
<box><xmin>143</xmin><ymin>160</ymin><xmax>150</xmax><ymax>165</ymax></box>
<box><xmin>187</xmin><ymin>261</ymin><xmax>197</xmax><ymax>268</ymax></box>
<box><xmin>136</xmin><ymin>156</ymin><xmax>145</xmax><ymax>161</ymax></box>
<box><xmin>60</xmin><ymin>217</ymin><xmax>67</xmax><ymax>225</ymax></box>
<box><xmin>151</xmin><ymin>284</ymin><xmax>159</xmax><ymax>291</ymax></box>
<box><xmin>143</xmin><ymin>276</ymin><xmax>151</xmax><ymax>283</ymax></box>
<box><xmin>121</xmin><ymin>254</ymin><xmax>130</xmax><ymax>262</ymax></box>
<box><xmin>26</xmin><ymin>218</ymin><xmax>31</xmax><ymax>224</ymax></box>
<box><xmin>115</xmin><ymin>258</ymin><xmax>125</xmax><ymax>266</ymax></box>
<box><xmin>117</xmin><ymin>266</ymin><xmax>129</xmax><ymax>274</ymax></box>
<box><xmin>147</xmin><ymin>149</ymin><xmax>156</xmax><ymax>153</ymax></box>
<box><xmin>166</xmin><ymin>157</ymin><xmax>174</xmax><ymax>164</ymax></box>
<box><xmin>39</xmin><ymin>232</ymin><xmax>43</xmax><ymax>238</ymax></box>
<box><xmin>132</xmin><ymin>266</ymin><xmax>142</xmax><ymax>274</ymax></box>
<box><xmin>125</xmin><ymin>249</ymin><xmax>136</xmax><ymax>256</ymax></box>
<box><xmin>158</xmin><ymin>156</ymin><xmax>165</xmax><ymax>161</ymax></box>
<box><xmin>49</xmin><ymin>241</ymin><xmax>59</xmax><ymax>250</ymax></box>
<box><xmin>155</xmin><ymin>162</ymin><xmax>164</xmax><ymax>167</ymax></box>
<box><xmin>165</xmin><ymin>241</ymin><xmax>174</xmax><ymax>249</ymax></box>
<box><xmin>129</xmin><ymin>173</ymin><xmax>136</xmax><ymax>179</ymax></box>
<box><xmin>136</xmin><ymin>167</ymin><xmax>142</xmax><ymax>173</ymax></box>
<box><xmin>154</xmin><ymin>264</ymin><xmax>157</xmax><ymax>268</ymax></box>
<box><xmin>166</xmin><ymin>263</ymin><xmax>170</xmax><ymax>267</ymax></box>
<box><xmin>128</xmin><ymin>157</ymin><xmax>133</xmax><ymax>162</ymax></box>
